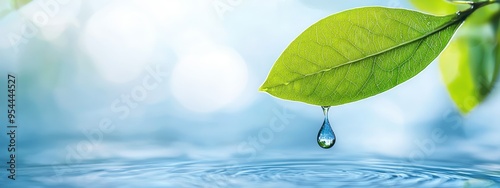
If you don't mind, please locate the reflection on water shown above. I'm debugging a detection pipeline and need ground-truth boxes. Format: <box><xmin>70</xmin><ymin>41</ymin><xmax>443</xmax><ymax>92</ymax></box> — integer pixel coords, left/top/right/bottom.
<box><xmin>11</xmin><ymin>157</ymin><xmax>500</xmax><ymax>187</ymax></box>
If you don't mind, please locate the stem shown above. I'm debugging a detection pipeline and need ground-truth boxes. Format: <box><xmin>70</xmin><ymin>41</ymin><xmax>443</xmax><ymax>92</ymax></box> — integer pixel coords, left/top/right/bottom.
<box><xmin>457</xmin><ymin>0</ymin><xmax>498</xmax><ymax>20</ymax></box>
<box><xmin>447</xmin><ymin>0</ymin><xmax>500</xmax><ymax>5</ymax></box>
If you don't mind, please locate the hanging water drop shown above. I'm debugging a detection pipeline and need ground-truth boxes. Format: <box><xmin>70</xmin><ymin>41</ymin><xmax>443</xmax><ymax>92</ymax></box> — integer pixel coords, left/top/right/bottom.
<box><xmin>317</xmin><ymin>106</ymin><xmax>336</xmax><ymax>149</ymax></box>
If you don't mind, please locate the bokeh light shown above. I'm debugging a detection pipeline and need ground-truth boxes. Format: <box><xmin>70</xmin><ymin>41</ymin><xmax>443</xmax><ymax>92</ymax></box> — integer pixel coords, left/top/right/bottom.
<box><xmin>82</xmin><ymin>1</ymin><xmax>157</xmax><ymax>84</ymax></box>
<box><xmin>170</xmin><ymin>45</ymin><xmax>248</xmax><ymax>113</ymax></box>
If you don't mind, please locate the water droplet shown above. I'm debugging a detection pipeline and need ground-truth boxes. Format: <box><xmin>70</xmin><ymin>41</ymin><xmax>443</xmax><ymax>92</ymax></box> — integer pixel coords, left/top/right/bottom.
<box><xmin>317</xmin><ymin>106</ymin><xmax>336</xmax><ymax>149</ymax></box>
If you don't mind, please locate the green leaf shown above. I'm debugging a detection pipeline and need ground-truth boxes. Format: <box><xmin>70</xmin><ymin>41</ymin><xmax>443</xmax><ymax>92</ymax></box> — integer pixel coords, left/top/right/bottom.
<box><xmin>260</xmin><ymin>7</ymin><xmax>465</xmax><ymax>106</ymax></box>
<box><xmin>492</xmin><ymin>12</ymin><xmax>500</xmax><ymax>96</ymax></box>
<box><xmin>439</xmin><ymin>29</ymin><xmax>495</xmax><ymax>114</ymax></box>
<box><xmin>439</xmin><ymin>6</ymin><xmax>500</xmax><ymax>114</ymax></box>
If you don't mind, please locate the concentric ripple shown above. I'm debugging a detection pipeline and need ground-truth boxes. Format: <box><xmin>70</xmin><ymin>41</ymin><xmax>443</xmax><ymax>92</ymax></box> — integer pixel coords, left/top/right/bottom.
<box><xmin>16</xmin><ymin>158</ymin><xmax>500</xmax><ymax>187</ymax></box>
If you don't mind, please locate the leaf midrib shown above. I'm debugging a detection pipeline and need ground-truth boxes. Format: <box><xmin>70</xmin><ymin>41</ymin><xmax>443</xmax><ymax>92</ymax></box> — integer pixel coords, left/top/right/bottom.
<box><xmin>261</xmin><ymin>14</ymin><xmax>461</xmax><ymax>90</ymax></box>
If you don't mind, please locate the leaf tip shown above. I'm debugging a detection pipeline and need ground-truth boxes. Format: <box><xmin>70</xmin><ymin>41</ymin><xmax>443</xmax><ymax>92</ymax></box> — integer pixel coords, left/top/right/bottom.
<box><xmin>454</xmin><ymin>99</ymin><xmax>479</xmax><ymax>116</ymax></box>
<box><xmin>258</xmin><ymin>86</ymin><xmax>269</xmax><ymax>92</ymax></box>
<box><xmin>457</xmin><ymin>106</ymin><xmax>473</xmax><ymax>116</ymax></box>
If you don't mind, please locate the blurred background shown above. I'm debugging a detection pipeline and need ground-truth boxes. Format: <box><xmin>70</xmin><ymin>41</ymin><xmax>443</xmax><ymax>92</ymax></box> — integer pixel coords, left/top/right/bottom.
<box><xmin>0</xmin><ymin>0</ymin><xmax>499</xmax><ymax>184</ymax></box>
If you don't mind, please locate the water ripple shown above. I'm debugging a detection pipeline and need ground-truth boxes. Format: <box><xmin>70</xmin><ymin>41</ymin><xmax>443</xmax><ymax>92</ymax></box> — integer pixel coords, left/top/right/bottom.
<box><xmin>16</xmin><ymin>158</ymin><xmax>500</xmax><ymax>188</ymax></box>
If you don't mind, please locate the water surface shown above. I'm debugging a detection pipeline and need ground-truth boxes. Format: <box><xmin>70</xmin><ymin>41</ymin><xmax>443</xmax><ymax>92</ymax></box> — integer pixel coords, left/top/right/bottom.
<box><xmin>12</xmin><ymin>157</ymin><xmax>500</xmax><ymax>187</ymax></box>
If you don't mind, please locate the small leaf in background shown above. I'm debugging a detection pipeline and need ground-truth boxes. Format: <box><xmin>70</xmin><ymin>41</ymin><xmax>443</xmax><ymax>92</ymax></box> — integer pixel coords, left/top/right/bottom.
<box><xmin>464</xmin><ymin>3</ymin><xmax>499</xmax><ymax>27</ymax></box>
<box><xmin>260</xmin><ymin>7</ymin><xmax>463</xmax><ymax>106</ymax></box>
<box><xmin>493</xmin><ymin>13</ymin><xmax>500</xmax><ymax>94</ymax></box>
<box><xmin>0</xmin><ymin>1</ymin><xmax>12</xmax><ymax>18</ymax></box>
<box><xmin>411</xmin><ymin>1</ymin><xmax>500</xmax><ymax>113</ymax></box>
<box><xmin>437</xmin><ymin>4</ymin><xmax>500</xmax><ymax>114</ymax></box>
<box><xmin>0</xmin><ymin>0</ymin><xmax>32</xmax><ymax>19</ymax></box>
<box><xmin>11</xmin><ymin>0</ymin><xmax>31</xmax><ymax>9</ymax></box>
<box><xmin>409</xmin><ymin>0</ymin><xmax>462</xmax><ymax>15</ymax></box>
<box><xmin>439</xmin><ymin>27</ymin><xmax>496</xmax><ymax>114</ymax></box>
<box><xmin>409</xmin><ymin>1</ymin><xmax>499</xmax><ymax>25</ymax></box>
